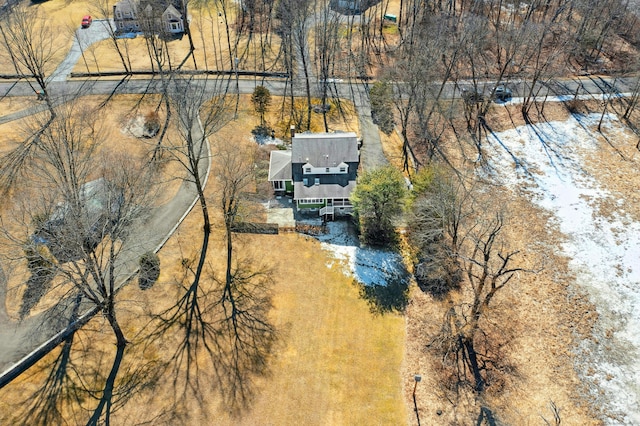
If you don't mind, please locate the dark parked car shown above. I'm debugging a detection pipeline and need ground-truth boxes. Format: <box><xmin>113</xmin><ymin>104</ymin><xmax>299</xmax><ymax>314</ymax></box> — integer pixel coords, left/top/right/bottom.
<box><xmin>81</xmin><ymin>15</ymin><xmax>92</xmax><ymax>28</ymax></box>
<box><xmin>461</xmin><ymin>88</ymin><xmax>485</xmax><ymax>104</ymax></box>
<box><xmin>493</xmin><ymin>85</ymin><xmax>513</xmax><ymax>101</ymax></box>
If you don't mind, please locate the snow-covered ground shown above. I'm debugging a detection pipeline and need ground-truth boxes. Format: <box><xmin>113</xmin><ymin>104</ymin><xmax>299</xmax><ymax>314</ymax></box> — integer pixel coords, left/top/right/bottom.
<box><xmin>316</xmin><ymin>221</ymin><xmax>406</xmax><ymax>286</ymax></box>
<box><xmin>486</xmin><ymin>113</ymin><xmax>640</xmax><ymax>425</ymax></box>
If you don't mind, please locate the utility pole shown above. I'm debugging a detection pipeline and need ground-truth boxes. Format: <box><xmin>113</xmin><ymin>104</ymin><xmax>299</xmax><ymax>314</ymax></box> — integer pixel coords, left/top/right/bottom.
<box><xmin>234</xmin><ymin>57</ymin><xmax>240</xmax><ymax>118</ymax></box>
<box><xmin>413</xmin><ymin>374</ymin><xmax>421</xmax><ymax>426</ymax></box>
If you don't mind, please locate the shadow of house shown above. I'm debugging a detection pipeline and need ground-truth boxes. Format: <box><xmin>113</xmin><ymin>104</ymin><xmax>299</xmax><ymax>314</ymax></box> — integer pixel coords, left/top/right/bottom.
<box><xmin>31</xmin><ymin>179</ymin><xmax>124</xmax><ymax>264</ymax></box>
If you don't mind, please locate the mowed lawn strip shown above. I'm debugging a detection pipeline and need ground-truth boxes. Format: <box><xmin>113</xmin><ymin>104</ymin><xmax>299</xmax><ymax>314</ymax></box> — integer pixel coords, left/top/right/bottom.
<box><xmin>249</xmin><ymin>233</ymin><xmax>405</xmax><ymax>425</ymax></box>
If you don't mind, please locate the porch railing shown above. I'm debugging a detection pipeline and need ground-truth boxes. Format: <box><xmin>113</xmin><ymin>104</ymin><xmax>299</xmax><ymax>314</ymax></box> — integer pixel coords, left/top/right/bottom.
<box><xmin>320</xmin><ymin>206</ymin><xmax>335</xmax><ymax>217</ymax></box>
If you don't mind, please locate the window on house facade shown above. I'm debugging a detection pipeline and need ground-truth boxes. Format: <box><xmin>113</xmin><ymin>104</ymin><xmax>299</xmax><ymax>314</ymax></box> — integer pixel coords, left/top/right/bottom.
<box><xmin>325</xmin><ymin>168</ymin><xmax>330</xmax><ymax>173</ymax></box>
<box><xmin>273</xmin><ymin>181</ymin><xmax>284</xmax><ymax>190</ymax></box>
<box><xmin>314</xmin><ymin>178</ymin><xmax>320</xmax><ymax>185</ymax></box>
<box><xmin>339</xmin><ymin>166</ymin><xmax>346</xmax><ymax>172</ymax></box>
<box><xmin>299</xmin><ymin>198</ymin><xmax>323</xmax><ymax>204</ymax></box>
<box><xmin>303</xmin><ymin>178</ymin><xmax>308</xmax><ymax>185</ymax></box>
<box><xmin>304</xmin><ymin>167</ymin><xmax>311</xmax><ymax>173</ymax></box>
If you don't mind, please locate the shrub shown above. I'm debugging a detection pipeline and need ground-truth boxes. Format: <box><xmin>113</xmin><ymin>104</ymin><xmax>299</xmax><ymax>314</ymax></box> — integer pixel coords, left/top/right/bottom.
<box><xmin>138</xmin><ymin>251</ymin><xmax>160</xmax><ymax>290</ymax></box>
<box><xmin>143</xmin><ymin>111</ymin><xmax>161</xmax><ymax>137</ymax></box>
<box><xmin>369</xmin><ymin>81</ymin><xmax>395</xmax><ymax>134</ymax></box>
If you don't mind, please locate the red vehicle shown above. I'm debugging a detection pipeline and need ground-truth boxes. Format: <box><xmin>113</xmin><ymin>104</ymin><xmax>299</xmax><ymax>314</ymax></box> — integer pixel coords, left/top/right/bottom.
<box><xmin>81</xmin><ymin>15</ymin><xmax>92</xmax><ymax>28</ymax></box>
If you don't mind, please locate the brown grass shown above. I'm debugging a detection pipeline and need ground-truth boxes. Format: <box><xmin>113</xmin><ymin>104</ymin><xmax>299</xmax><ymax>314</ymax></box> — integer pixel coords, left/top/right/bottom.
<box><xmin>73</xmin><ymin>3</ymin><xmax>285</xmax><ymax>74</ymax></box>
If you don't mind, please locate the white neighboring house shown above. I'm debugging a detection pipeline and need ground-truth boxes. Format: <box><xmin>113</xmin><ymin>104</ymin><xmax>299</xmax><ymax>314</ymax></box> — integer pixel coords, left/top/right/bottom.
<box><xmin>113</xmin><ymin>0</ymin><xmax>185</xmax><ymax>35</ymax></box>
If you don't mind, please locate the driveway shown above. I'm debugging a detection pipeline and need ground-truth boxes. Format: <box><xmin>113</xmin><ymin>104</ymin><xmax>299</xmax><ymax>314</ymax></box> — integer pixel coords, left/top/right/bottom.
<box><xmin>49</xmin><ymin>19</ymin><xmax>114</xmax><ymax>82</ymax></box>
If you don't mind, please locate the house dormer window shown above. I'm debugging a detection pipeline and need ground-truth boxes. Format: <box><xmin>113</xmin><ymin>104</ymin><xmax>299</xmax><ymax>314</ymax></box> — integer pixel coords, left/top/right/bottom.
<box><xmin>304</xmin><ymin>167</ymin><xmax>311</xmax><ymax>174</ymax></box>
<box><xmin>339</xmin><ymin>166</ymin><xmax>346</xmax><ymax>172</ymax></box>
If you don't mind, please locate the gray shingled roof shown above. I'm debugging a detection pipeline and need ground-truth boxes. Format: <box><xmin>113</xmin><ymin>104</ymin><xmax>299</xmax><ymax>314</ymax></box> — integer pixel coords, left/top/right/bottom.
<box><xmin>291</xmin><ymin>132</ymin><xmax>359</xmax><ymax>167</ymax></box>
<box><xmin>268</xmin><ymin>150</ymin><xmax>292</xmax><ymax>181</ymax></box>
<box><xmin>294</xmin><ymin>181</ymin><xmax>356</xmax><ymax>200</ymax></box>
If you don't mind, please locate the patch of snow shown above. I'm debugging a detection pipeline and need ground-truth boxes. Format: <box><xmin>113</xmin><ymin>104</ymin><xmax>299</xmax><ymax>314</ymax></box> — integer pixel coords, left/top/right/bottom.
<box><xmin>492</xmin><ymin>92</ymin><xmax>632</xmax><ymax>106</ymax></box>
<box><xmin>252</xmin><ymin>134</ymin><xmax>283</xmax><ymax>146</ymax></box>
<box><xmin>316</xmin><ymin>221</ymin><xmax>406</xmax><ymax>286</ymax></box>
<box><xmin>486</xmin><ymin>113</ymin><xmax>640</xmax><ymax>425</ymax></box>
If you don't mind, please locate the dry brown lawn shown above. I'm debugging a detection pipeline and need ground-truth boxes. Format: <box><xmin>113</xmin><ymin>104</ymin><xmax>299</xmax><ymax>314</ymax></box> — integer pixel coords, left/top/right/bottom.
<box><xmin>0</xmin><ymin>96</ymin><xmax>37</xmax><ymax>117</ymax></box>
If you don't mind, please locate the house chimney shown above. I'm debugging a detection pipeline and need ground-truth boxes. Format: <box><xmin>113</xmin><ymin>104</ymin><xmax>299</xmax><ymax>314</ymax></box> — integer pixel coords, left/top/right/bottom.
<box><xmin>290</xmin><ymin>125</ymin><xmax>296</xmax><ymax>138</ymax></box>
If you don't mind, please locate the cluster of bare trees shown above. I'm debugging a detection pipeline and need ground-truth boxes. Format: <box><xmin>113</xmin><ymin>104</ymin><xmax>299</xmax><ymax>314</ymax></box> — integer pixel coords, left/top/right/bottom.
<box><xmin>408</xmin><ymin>170</ymin><xmax>531</xmax><ymax>400</ymax></box>
<box><xmin>384</xmin><ymin>0</ymin><xmax>640</xmax><ymax>168</ymax></box>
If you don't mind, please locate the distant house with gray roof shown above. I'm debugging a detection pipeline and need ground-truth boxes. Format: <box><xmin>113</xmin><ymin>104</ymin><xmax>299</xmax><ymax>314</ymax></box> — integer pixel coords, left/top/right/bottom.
<box><xmin>268</xmin><ymin>131</ymin><xmax>360</xmax><ymax>219</ymax></box>
<box><xmin>113</xmin><ymin>0</ymin><xmax>185</xmax><ymax>35</ymax></box>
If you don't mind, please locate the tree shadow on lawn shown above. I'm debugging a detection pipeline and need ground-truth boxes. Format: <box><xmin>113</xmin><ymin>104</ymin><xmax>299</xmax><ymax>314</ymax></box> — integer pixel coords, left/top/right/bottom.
<box><xmin>140</xmin><ymin>251</ymin><xmax>277</xmax><ymax>420</ymax></box>
<box><xmin>10</xmin><ymin>295</ymin><xmax>158</xmax><ymax>425</ymax></box>
<box><xmin>12</xmin><ymin>296</ymin><xmax>85</xmax><ymax>426</ymax></box>
<box><xmin>357</xmin><ymin>275</ymin><xmax>410</xmax><ymax>314</ymax></box>
<box><xmin>19</xmin><ymin>268</ymin><xmax>56</xmax><ymax>320</ymax></box>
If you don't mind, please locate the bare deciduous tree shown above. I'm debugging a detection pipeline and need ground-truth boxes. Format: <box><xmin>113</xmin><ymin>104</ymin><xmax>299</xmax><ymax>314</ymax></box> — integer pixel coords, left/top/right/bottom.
<box><xmin>0</xmin><ymin>4</ymin><xmax>57</xmax><ymax>108</ymax></box>
<box><xmin>411</xmin><ymin>174</ymin><xmax>530</xmax><ymax>392</ymax></box>
<box><xmin>2</xmin><ymin>103</ymin><xmax>159</xmax><ymax>348</ymax></box>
